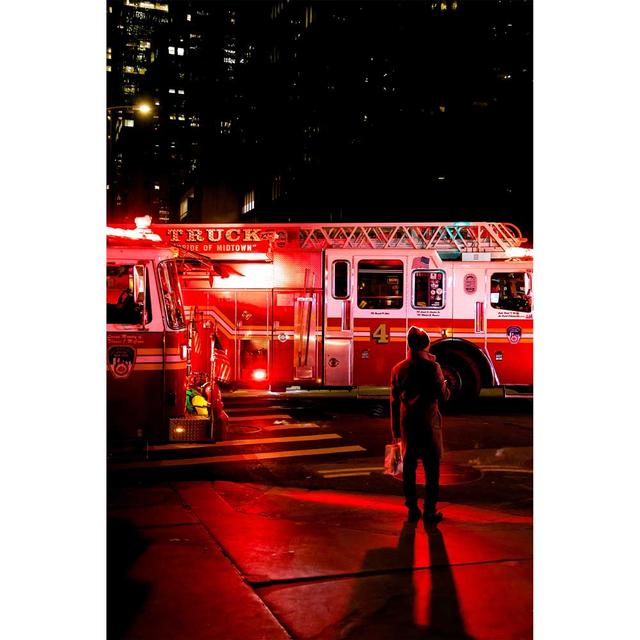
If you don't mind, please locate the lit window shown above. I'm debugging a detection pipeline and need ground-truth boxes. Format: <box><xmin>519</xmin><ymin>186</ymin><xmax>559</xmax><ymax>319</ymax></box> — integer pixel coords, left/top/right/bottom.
<box><xmin>178</xmin><ymin>89</ymin><xmax>185</xmax><ymax>95</ymax></box>
<box><xmin>107</xmin><ymin>65</ymin><xmax>112</xmax><ymax>72</ymax></box>
<box><xmin>154</xmin><ymin>184</ymin><xmax>160</xmax><ymax>190</ymax></box>
<box><xmin>305</xmin><ymin>5</ymin><xmax>314</xmax><ymax>28</ymax></box>
<box><xmin>169</xmin><ymin>114</ymin><xmax>176</xmax><ymax>120</ymax></box>
<box><xmin>186</xmin><ymin>13</ymin><xmax>191</xmax><ymax>21</ymax></box>
<box><xmin>271</xmin><ymin>175</ymin><xmax>282</xmax><ymax>200</ymax></box>
<box><xmin>168</xmin><ymin>46</ymin><xmax>175</xmax><ymax>55</ymax></box>
<box><xmin>177</xmin><ymin>47</ymin><xmax>184</xmax><ymax>56</ymax></box>
<box><xmin>178</xmin><ymin>114</ymin><xmax>185</xmax><ymax>121</ymax></box>
<box><xmin>124</xmin><ymin>119</ymin><xmax>134</xmax><ymax>128</ymax></box>
<box><xmin>107</xmin><ymin>47</ymin><xmax>112</xmax><ymax>60</ymax></box>
<box><xmin>242</xmin><ymin>190</ymin><xmax>255</xmax><ymax>214</ymax></box>
<box><xmin>357</xmin><ymin>260</ymin><xmax>404</xmax><ymax>310</ymax></box>
<box><xmin>413</xmin><ymin>271</ymin><xmax>446</xmax><ymax>309</ymax></box>
<box><xmin>169</xmin><ymin>88</ymin><xmax>175</xmax><ymax>93</ymax></box>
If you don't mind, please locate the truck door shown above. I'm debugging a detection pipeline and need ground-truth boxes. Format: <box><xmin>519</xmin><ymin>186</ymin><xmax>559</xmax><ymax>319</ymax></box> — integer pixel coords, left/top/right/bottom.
<box><xmin>351</xmin><ymin>254</ymin><xmax>407</xmax><ymax>386</ymax></box>
<box><xmin>324</xmin><ymin>250</ymin><xmax>354</xmax><ymax>386</ymax></box>
<box><xmin>485</xmin><ymin>268</ymin><xmax>533</xmax><ymax>385</ymax></box>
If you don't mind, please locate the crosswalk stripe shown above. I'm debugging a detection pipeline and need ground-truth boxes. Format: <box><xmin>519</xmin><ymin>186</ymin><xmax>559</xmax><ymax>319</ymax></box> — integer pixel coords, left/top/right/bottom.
<box><xmin>322</xmin><ymin>471</ymin><xmax>377</xmax><ymax>478</ymax></box>
<box><xmin>317</xmin><ymin>466</ymin><xmax>384</xmax><ymax>474</ymax></box>
<box><xmin>474</xmin><ymin>466</ymin><xmax>533</xmax><ymax>474</ymax></box>
<box><xmin>227</xmin><ymin>414</ymin><xmax>292</xmax><ymax>422</ymax></box>
<box><xmin>261</xmin><ymin>422</ymin><xmax>320</xmax><ymax>431</ymax></box>
<box><xmin>209</xmin><ymin>433</ymin><xmax>340</xmax><ymax>447</ymax></box>
<box><xmin>147</xmin><ymin>429</ymin><xmax>329</xmax><ymax>451</ymax></box>
<box><xmin>110</xmin><ymin>445</ymin><xmax>367</xmax><ymax>469</ymax></box>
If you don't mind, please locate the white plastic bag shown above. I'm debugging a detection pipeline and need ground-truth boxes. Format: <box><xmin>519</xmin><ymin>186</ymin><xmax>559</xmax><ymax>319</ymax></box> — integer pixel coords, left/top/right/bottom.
<box><xmin>384</xmin><ymin>442</ymin><xmax>403</xmax><ymax>476</ymax></box>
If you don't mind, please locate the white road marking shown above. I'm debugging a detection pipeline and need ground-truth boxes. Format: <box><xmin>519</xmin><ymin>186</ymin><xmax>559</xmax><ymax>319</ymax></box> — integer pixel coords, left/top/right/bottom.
<box><xmin>149</xmin><ymin>431</ymin><xmax>333</xmax><ymax>451</ymax></box>
<box><xmin>208</xmin><ymin>433</ymin><xmax>341</xmax><ymax>447</ymax></box>
<box><xmin>109</xmin><ymin>445</ymin><xmax>367</xmax><ymax>469</ymax></box>
<box><xmin>261</xmin><ymin>422</ymin><xmax>321</xmax><ymax>431</ymax></box>
<box><xmin>227</xmin><ymin>414</ymin><xmax>292</xmax><ymax>422</ymax></box>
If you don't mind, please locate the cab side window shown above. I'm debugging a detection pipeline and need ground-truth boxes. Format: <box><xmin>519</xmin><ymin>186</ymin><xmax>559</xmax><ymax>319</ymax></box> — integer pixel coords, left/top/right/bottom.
<box><xmin>107</xmin><ymin>265</ymin><xmax>151</xmax><ymax>324</ymax></box>
<box><xmin>490</xmin><ymin>272</ymin><xmax>532</xmax><ymax>312</ymax></box>
<box><xmin>357</xmin><ymin>260</ymin><xmax>403</xmax><ymax>309</ymax></box>
<box><xmin>413</xmin><ymin>270</ymin><xmax>445</xmax><ymax>309</ymax></box>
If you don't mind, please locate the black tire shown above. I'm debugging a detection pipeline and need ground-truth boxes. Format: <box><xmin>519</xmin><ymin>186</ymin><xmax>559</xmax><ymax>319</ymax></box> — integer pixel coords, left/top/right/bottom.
<box><xmin>438</xmin><ymin>350</ymin><xmax>481</xmax><ymax>406</ymax></box>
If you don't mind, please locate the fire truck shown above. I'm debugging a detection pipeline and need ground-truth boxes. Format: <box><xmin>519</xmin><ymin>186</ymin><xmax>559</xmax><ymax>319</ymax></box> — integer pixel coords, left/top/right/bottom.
<box><xmin>107</xmin><ymin>217</ymin><xmax>228</xmax><ymax>446</ymax></box>
<box><xmin>153</xmin><ymin>221</ymin><xmax>533</xmax><ymax>404</ymax></box>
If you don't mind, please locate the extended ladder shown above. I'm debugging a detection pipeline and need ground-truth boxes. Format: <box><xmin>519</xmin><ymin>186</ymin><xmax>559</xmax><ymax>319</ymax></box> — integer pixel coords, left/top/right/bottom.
<box><xmin>296</xmin><ymin>222</ymin><xmax>526</xmax><ymax>254</ymax></box>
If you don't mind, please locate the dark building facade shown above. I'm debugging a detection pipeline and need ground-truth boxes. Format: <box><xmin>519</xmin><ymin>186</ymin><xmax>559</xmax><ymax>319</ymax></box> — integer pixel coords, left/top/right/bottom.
<box><xmin>107</xmin><ymin>0</ymin><xmax>532</xmax><ymax>238</ymax></box>
<box><xmin>107</xmin><ymin>0</ymin><xmax>244</xmax><ymax>224</ymax></box>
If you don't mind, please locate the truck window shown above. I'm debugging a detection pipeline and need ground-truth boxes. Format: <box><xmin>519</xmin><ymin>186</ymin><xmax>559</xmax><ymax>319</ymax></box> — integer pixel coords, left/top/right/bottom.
<box><xmin>158</xmin><ymin>260</ymin><xmax>186</xmax><ymax>329</ymax></box>
<box><xmin>332</xmin><ymin>260</ymin><xmax>350</xmax><ymax>299</ymax></box>
<box><xmin>490</xmin><ymin>272</ymin><xmax>532</xmax><ymax>313</ymax></box>
<box><xmin>357</xmin><ymin>260</ymin><xmax>403</xmax><ymax>309</ymax></box>
<box><xmin>106</xmin><ymin>265</ymin><xmax>151</xmax><ymax>324</ymax></box>
<box><xmin>413</xmin><ymin>270</ymin><xmax>445</xmax><ymax>309</ymax></box>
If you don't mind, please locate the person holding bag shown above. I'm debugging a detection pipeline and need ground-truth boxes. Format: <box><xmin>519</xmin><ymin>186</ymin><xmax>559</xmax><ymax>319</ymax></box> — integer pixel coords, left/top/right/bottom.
<box><xmin>390</xmin><ymin>326</ymin><xmax>450</xmax><ymax>523</ymax></box>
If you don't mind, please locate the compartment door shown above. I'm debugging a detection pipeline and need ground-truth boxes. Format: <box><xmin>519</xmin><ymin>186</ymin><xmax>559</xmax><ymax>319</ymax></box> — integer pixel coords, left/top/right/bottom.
<box><xmin>324</xmin><ymin>251</ymin><xmax>354</xmax><ymax>386</ymax></box>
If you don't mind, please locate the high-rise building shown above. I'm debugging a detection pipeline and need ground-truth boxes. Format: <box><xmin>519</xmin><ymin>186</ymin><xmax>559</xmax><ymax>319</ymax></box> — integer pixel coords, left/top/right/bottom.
<box><xmin>236</xmin><ymin>0</ymin><xmax>532</xmax><ymax>238</ymax></box>
<box><xmin>107</xmin><ymin>0</ymin><xmax>245</xmax><ymax>224</ymax></box>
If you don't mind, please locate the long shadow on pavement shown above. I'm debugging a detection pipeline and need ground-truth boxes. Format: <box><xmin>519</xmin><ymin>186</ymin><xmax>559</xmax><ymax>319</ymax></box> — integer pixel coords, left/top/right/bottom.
<box><xmin>343</xmin><ymin>520</ymin><xmax>474</xmax><ymax>639</ymax></box>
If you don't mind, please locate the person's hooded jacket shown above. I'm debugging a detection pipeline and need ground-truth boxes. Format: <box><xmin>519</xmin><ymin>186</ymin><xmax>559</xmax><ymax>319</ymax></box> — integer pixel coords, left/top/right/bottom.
<box><xmin>390</xmin><ymin>347</ymin><xmax>450</xmax><ymax>457</ymax></box>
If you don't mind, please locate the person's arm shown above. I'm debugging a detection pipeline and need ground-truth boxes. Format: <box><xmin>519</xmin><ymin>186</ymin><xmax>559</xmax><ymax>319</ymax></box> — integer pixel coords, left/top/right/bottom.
<box><xmin>435</xmin><ymin>363</ymin><xmax>450</xmax><ymax>403</ymax></box>
<box><xmin>390</xmin><ymin>370</ymin><xmax>401</xmax><ymax>440</ymax></box>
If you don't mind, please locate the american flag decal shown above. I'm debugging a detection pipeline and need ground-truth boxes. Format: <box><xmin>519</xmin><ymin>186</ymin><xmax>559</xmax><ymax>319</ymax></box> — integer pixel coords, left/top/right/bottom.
<box><xmin>411</xmin><ymin>256</ymin><xmax>430</xmax><ymax>270</ymax></box>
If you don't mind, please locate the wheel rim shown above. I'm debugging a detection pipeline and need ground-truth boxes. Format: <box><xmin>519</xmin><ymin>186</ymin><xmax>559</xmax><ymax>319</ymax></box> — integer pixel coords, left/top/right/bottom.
<box><xmin>442</xmin><ymin>365</ymin><xmax>463</xmax><ymax>396</ymax></box>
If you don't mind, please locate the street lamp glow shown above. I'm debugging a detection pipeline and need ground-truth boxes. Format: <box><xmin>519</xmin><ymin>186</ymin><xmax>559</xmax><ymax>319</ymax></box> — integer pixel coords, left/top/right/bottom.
<box><xmin>106</xmin><ymin>102</ymin><xmax>153</xmax><ymax>115</ymax></box>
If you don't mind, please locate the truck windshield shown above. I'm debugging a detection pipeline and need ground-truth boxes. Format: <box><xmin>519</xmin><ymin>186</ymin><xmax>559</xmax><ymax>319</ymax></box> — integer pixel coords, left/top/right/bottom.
<box><xmin>158</xmin><ymin>260</ymin><xmax>186</xmax><ymax>329</ymax></box>
<box><xmin>106</xmin><ymin>264</ymin><xmax>151</xmax><ymax>325</ymax></box>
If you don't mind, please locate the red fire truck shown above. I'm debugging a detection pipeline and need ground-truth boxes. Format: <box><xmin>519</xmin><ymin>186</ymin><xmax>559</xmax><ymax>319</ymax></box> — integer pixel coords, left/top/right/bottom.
<box><xmin>154</xmin><ymin>221</ymin><xmax>533</xmax><ymax>404</ymax></box>
<box><xmin>107</xmin><ymin>217</ymin><xmax>228</xmax><ymax>445</ymax></box>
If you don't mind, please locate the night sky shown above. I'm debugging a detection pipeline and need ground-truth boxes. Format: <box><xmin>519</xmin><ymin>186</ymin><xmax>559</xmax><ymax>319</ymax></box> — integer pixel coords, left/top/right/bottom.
<box><xmin>108</xmin><ymin>0</ymin><xmax>532</xmax><ymax>241</ymax></box>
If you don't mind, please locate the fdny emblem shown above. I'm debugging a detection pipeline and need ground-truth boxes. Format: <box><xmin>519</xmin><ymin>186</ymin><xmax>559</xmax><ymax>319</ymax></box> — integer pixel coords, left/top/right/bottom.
<box><xmin>108</xmin><ymin>346</ymin><xmax>136</xmax><ymax>378</ymax></box>
<box><xmin>506</xmin><ymin>326</ymin><xmax>522</xmax><ymax>344</ymax></box>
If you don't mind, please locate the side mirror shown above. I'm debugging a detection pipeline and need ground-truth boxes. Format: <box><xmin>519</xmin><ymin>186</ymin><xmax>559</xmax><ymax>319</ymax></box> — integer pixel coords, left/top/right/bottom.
<box><xmin>133</xmin><ymin>264</ymin><xmax>147</xmax><ymax>328</ymax></box>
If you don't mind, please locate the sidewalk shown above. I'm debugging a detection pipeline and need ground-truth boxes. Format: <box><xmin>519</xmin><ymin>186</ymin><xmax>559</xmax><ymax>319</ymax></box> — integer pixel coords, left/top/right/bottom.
<box><xmin>108</xmin><ymin>481</ymin><xmax>532</xmax><ymax>639</ymax></box>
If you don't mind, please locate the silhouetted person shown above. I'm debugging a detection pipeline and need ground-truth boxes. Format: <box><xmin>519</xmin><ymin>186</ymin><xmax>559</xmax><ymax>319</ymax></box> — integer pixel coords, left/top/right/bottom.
<box><xmin>391</xmin><ymin>326</ymin><xmax>449</xmax><ymax>523</ymax></box>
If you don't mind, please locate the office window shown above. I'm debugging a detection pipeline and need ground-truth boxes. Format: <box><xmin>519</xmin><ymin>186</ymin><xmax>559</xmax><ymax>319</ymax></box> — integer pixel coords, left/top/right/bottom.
<box><xmin>242</xmin><ymin>190</ymin><xmax>255</xmax><ymax>214</ymax></box>
<box><xmin>168</xmin><ymin>46</ymin><xmax>175</xmax><ymax>55</ymax></box>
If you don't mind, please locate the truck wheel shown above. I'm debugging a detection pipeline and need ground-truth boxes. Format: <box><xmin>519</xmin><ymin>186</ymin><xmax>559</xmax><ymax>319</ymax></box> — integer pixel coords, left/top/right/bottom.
<box><xmin>438</xmin><ymin>351</ymin><xmax>481</xmax><ymax>406</ymax></box>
